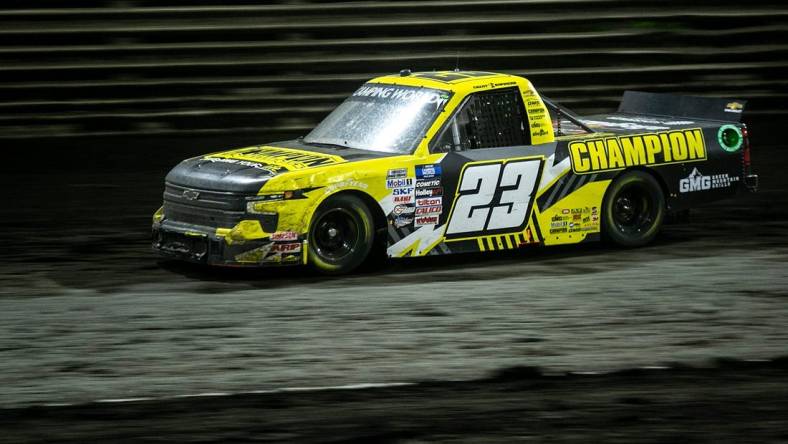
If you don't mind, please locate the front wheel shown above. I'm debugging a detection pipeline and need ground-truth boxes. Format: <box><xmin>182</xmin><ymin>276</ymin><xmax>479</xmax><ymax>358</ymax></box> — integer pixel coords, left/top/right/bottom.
<box><xmin>602</xmin><ymin>170</ymin><xmax>665</xmax><ymax>247</ymax></box>
<box><xmin>308</xmin><ymin>194</ymin><xmax>375</xmax><ymax>275</ymax></box>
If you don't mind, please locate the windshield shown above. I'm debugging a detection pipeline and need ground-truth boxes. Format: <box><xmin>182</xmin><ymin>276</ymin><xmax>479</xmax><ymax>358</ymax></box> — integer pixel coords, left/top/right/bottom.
<box><xmin>304</xmin><ymin>83</ymin><xmax>451</xmax><ymax>154</ymax></box>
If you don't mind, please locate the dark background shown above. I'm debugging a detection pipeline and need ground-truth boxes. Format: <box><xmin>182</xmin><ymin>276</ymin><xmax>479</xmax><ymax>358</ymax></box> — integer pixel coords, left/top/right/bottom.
<box><xmin>1</xmin><ymin>0</ymin><xmax>786</xmax><ymax>166</ymax></box>
<box><xmin>2</xmin><ymin>1</ymin><xmax>788</xmax><ymax>442</ymax></box>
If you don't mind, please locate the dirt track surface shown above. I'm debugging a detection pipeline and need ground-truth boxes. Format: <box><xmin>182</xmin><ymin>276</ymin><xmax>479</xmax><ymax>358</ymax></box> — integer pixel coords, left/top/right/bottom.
<box><xmin>1</xmin><ymin>141</ymin><xmax>787</xmax><ymax>440</ymax></box>
<box><xmin>1</xmin><ymin>143</ymin><xmax>788</xmax><ymax>408</ymax></box>
<box><xmin>3</xmin><ymin>360</ymin><xmax>788</xmax><ymax>443</ymax></box>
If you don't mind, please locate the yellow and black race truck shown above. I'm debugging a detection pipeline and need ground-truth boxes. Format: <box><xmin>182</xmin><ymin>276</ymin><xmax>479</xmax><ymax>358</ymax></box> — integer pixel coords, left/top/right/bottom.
<box><xmin>153</xmin><ymin>70</ymin><xmax>758</xmax><ymax>274</ymax></box>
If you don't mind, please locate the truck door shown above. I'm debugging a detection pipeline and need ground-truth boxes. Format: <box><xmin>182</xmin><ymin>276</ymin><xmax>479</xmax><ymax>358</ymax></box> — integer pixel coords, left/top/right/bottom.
<box><xmin>427</xmin><ymin>87</ymin><xmax>551</xmax><ymax>250</ymax></box>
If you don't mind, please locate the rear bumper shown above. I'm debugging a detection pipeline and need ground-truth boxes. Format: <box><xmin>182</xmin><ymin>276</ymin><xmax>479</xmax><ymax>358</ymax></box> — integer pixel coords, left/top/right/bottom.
<box><xmin>152</xmin><ymin>220</ymin><xmax>305</xmax><ymax>267</ymax></box>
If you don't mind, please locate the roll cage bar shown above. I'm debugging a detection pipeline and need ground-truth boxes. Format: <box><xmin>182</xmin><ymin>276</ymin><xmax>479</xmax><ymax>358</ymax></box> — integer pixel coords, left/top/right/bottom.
<box><xmin>540</xmin><ymin>96</ymin><xmax>595</xmax><ymax>135</ymax></box>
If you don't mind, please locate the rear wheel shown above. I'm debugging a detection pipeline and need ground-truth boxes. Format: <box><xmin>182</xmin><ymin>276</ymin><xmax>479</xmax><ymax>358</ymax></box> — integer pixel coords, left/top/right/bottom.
<box><xmin>602</xmin><ymin>170</ymin><xmax>665</xmax><ymax>247</ymax></box>
<box><xmin>308</xmin><ymin>194</ymin><xmax>374</xmax><ymax>274</ymax></box>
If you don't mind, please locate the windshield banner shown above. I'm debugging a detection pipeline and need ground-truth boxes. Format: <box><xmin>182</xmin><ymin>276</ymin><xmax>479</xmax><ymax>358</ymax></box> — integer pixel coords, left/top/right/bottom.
<box><xmin>353</xmin><ymin>85</ymin><xmax>450</xmax><ymax>108</ymax></box>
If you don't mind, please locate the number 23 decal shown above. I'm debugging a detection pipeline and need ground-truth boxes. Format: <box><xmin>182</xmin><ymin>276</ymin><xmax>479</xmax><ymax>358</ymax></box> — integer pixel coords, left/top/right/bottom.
<box><xmin>446</xmin><ymin>157</ymin><xmax>544</xmax><ymax>238</ymax></box>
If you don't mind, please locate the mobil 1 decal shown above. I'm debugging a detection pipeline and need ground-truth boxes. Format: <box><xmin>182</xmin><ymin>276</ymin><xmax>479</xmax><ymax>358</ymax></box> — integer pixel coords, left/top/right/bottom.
<box><xmin>444</xmin><ymin>156</ymin><xmax>544</xmax><ymax>239</ymax></box>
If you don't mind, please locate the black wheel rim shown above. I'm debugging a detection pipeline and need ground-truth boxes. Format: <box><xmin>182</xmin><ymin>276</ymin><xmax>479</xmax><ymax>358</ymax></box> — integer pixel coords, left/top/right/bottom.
<box><xmin>313</xmin><ymin>208</ymin><xmax>360</xmax><ymax>262</ymax></box>
<box><xmin>612</xmin><ymin>183</ymin><xmax>656</xmax><ymax>235</ymax></box>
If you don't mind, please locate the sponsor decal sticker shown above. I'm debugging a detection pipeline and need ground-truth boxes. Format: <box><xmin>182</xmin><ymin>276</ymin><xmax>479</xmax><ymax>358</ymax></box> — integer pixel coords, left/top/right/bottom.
<box><xmin>387</xmin><ymin>178</ymin><xmax>414</xmax><ymax>189</ymax></box>
<box><xmin>270</xmin><ymin>242</ymin><xmax>302</xmax><ymax>253</ymax></box>
<box><xmin>416</xmin><ymin>178</ymin><xmax>441</xmax><ymax>188</ymax></box>
<box><xmin>392</xmin><ymin>187</ymin><xmax>414</xmax><ymax>196</ymax></box>
<box><xmin>416</xmin><ymin>197</ymin><xmax>442</xmax><ymax>207</ymax></box>
<box><xmin>392</xmin><ymin>205</ymin><xmax>415</xmax><ymax>216</ymax></box>
<box><xmin>415</xmin><ymin>215</ymin><xmax>439</xmax><ymax>227</ymax></box>
<box><xmin>415</xmin><ymin>187</ymin><xmax>443</xmax><ymax>197</ymax></box>
<box><xmin>569</xmin><ymin>128</ymin><xmax>707</xmax><ymax>174</ymax></box>
<box><xmin>205</xmin><ymin>157</ymin><xmax>283</xmax><ymax>175</ymax></box>
<box><xmin>415</xmin><ymin>164</ymin><xmax>442</xmax><ymax>179</ymax></box>
<box><xmin>393</xmin><ymin>194</ymin><xmax>415</xmax><ymax>204</ymax></box>
<box><xmin>353</xmin><ymin>85</ymin><xmax>449</xmax><ymax>107</ymax></box>
<box><xmin>679</xmin><ymin>168</ymin><xmax>739</xmax><ymax>193</ymax></box>
<box><xmin>387</xmin><ymin>168</ymin><xmax>408</xmax><ymax>179</ymax></box>
<box><xmin>552</xmin><ymin>206</ymin><xmax>599</xmax><ymax>234</ymax></box>
<box><xmin>394</xmin><ymin>216</ymin><xmax>414</xmax><ymax>228</ymax></box>
<box><xmin>209</xmin><ymin>146</ymin><xmax>342</xmax><ymax>170</ymax></box>
<box><xmin>532</xmin><ymin>129</ymin><xmax>549</xmax><ymax>137</ymax></box>
<box><xmin>415</xmin><ymin>205</ymin><xmax>442</xmax><ymax>216</ymax></box>
<box><xmin>324</xmin><ymin>179</ymin><xmax>368</xmax><ymax>193</ymax></box>
<box><xmin>270</xmin><ymin>231</ymin><xmax>298</xmax><ymax>241</ymax></box>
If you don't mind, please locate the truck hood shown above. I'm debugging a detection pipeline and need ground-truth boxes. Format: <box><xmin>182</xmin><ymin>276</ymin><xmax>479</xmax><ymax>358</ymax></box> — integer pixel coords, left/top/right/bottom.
<box><xmin>165</xmin><ymin>140</ymin><xmax>384</xmax><ymax>193</ymax></box>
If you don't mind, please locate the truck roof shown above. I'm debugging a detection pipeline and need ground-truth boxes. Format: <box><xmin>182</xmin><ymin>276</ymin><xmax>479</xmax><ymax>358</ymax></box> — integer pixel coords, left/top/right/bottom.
<box><xmin>369</xmin><ymin>70</ymin><xmax>521</xmax><ymax>90</ymax></box>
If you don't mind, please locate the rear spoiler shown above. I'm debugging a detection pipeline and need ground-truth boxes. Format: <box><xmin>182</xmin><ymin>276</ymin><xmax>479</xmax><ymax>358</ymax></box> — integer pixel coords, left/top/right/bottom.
<box><xmin>618</xmin><ymin>91</ymin><xmax>746</xmax><ymax>123</ymax></box>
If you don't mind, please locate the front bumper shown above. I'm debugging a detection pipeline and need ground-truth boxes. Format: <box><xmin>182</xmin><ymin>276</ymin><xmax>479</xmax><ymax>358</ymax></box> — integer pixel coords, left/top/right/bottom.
<box><xmin>152</xmin><ymin>220</ymin><xmax>306</xmax><ymax>267</ymax></box>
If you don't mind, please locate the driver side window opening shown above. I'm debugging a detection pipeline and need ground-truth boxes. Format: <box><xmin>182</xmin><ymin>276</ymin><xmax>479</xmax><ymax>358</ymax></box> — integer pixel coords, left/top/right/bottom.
<box><xmin>432</xmin><ymin>88</ymin><xmax>530</xmax><ymax>152</ymax></box>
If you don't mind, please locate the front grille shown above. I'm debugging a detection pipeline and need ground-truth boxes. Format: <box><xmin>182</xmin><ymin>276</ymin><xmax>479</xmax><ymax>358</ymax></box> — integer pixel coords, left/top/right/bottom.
<box><xmin>164</xmin><ymin>201</ymin><xmax>246</xmax><ymax>228</ymax></box>
<box><xmin>163</xmin><ymin>182</ymin><xmax>248</xmax><ymax>228</ymax></box>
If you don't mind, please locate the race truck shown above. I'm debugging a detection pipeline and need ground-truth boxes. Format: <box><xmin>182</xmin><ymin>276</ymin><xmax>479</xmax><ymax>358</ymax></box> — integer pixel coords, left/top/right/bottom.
<box><xmin>152</xmin><ymin>70</ymin><xmax>758</xmax><ymax>274</ymax></box>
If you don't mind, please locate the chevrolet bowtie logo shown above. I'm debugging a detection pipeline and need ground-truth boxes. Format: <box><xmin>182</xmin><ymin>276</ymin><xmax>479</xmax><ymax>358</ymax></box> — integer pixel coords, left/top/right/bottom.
<box><xmin>182</xmin><ymin>190</ymin><xmax>200</xmax><ymax>201</ymax></box>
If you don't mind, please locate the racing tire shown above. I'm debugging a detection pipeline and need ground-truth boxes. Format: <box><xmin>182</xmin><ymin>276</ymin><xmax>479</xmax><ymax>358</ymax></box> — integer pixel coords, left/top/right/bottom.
<box><xmin>308</xmin><ymin>194</ymin><xmax>375</xmax><ymax>275</ymax></box>
<box><xmin>602</xmin><ymin>170</ymin><xmax>665</xmax><ymax>247</ymax></box>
